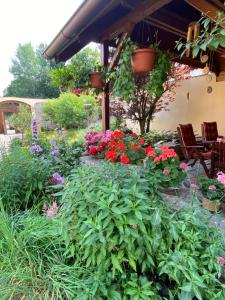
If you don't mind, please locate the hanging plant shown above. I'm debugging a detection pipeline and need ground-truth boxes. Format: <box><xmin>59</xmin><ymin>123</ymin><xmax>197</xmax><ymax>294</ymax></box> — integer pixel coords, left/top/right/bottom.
<box><xmin>90</xmin><ymin>65</ymin><xmax>107</xmax><ymax>89</ymax></box>
<box><xmin>131</xmin><ymin>47</ymin><xmax>156</xmax><ymax>75</ymax></box>
<box><xmin>176</xmin><ymin>9</ymin><xmax>225</xmax><ymax>58</ymax></box>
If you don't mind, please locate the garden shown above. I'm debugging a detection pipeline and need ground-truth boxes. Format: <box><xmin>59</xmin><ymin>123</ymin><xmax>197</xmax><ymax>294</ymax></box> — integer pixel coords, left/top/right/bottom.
<box><xmin>1</xmin><ymin>10</ymin><xmax>225</xmax><ymax>299</ymax></box>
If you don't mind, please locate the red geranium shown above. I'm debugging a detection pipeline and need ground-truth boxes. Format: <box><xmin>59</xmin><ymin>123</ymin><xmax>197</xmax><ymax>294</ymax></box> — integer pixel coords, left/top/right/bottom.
<box><xmin>90</xmin><ymin>146</ymin><xmax>97</xmax><ymax>155</ymax></box>
<box><xmin>105</xmin><ymin>149</ymin><xmax>117</xmax><ymax>162</ymax></box>
<box><xmin>120</xmin><ymin>154</ymin><xmax>130</xmax><ymax>164</ymax></box>
<box><xmin>131</xmin><ymin>132</ymin><xmax>138</xmax><ymax>138</ymax></box>
<box><xmin>138</xmin><ymin>138</ymin><xmax>145</xmax><ymax>145</ymax></box>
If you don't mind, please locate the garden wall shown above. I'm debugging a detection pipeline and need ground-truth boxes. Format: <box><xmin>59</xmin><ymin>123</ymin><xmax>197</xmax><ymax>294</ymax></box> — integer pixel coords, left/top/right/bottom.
<box><xmin>151</xmin><ymin>74</ymin><xmax>225</xmax><ymax>135</ymax></box>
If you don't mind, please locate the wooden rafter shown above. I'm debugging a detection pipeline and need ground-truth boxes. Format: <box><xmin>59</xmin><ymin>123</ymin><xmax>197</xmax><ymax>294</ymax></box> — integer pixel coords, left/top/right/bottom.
<box><xmin>108</xmin><ymin>32</ymin><xmax>130</xmax><ymax>72</ymax></box>
<box><xmin>100</xmin><ymin>0</ymin><xmax>174</xmax><ymax>41</ymax></box>
<box><xmin>185</xmin><ymin>0</ymin><xmax>225</xmax><ymax>26</ymax></box>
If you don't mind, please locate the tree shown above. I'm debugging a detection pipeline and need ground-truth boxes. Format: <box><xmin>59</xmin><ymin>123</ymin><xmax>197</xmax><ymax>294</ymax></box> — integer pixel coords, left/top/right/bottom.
<box><xmin>8</xmin><ymin>104</ymin><xmax>32</xmax><ymax>137</ymax></box>
<box><xmin>4</xmin><ymin>43</ymin><xmax>61</xmax><ymax>98</ymax></box>
<box><xmin>50</xmin><ymin>47</ymin><xmax>100</xmax><ymax>91</ymax></box>
<box><xmin>110</xmin><ymin>41</ymin><xmax>190</xmax><ymax>134</ymax></box>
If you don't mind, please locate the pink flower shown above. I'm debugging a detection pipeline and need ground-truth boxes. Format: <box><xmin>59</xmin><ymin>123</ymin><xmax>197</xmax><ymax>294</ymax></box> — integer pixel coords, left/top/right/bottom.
<box><xmin>131</xmin><ymin>224</ymin><xmax>138</xmax><ymax>229</ymax></box>
<box><xmin>217</xmin><ymin>256</ymin><xmax>225</xmax><ymax>266</ymax></box>
<box><xmin>208</xmin><ymin>185</ymin><xmax>216</xmax><ymax>191</ymax></box>
<box><xmin>42</xmin><ymin>201</ymin><xmax>59</xmax><ymax>218</ymax></box>
<box><xmin>190</xmin><ymin>183</ymin><xmax>199</xmax><ymax>190</ymax></box>
<box><xmin>217</xmin><ymin>172</ymin><xmax>225</xmax><ymax>186</ymax></box>
<box><xmin>163</xmin><ymin>169</ymin><xmax>171</xmax><ymax>176</ymax></box>
<box><xmin>180</xmin><ymin>162</ymin><xmax>188</xmax><ymax>170</ymax></box>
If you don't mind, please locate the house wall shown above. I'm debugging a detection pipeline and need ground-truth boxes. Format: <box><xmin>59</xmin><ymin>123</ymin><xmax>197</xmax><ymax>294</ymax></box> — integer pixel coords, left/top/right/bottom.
<box><xmin>151</xmin><ymin>74</ymin><xmax>225</xmax><ymax>136</ymax></box>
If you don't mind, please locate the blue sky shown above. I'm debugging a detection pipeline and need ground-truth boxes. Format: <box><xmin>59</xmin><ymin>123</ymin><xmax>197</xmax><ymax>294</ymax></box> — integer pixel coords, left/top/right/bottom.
<box><xmin>0</xmin><ymin>0</ymin><xmax>83</xmax><ymax>96</ymax></box>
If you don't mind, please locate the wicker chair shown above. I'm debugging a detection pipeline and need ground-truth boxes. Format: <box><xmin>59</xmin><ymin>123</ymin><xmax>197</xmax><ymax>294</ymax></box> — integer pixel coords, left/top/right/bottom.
<box><xmin>201</xmin><ymin>122</ymin><xmax>223</xmax><ymax>143</ymax></box>
<box><xmin>211</xmin><ymin>143</ymin><xmax>225</xmax><ymax>177</ymax></box>
<box><xmin>177</xmin><ymin>124</ymin><xmax>212</xmax><ymax>177</ymax></box>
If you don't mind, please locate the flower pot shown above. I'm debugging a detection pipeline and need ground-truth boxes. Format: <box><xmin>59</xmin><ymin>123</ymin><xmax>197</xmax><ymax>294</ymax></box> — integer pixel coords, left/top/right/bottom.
<box><xmin>90</xmin><ymin>72</ymin><xmax>104</xmax><ymax>88</ymax></box>
<box><xmin>202</xmin><ymin>198</ymin><xmax>220</xmax><ymax>212</ymax></box>
<box><xmin>131</xmin><ymin>48</ymin><xmax>156</xmax><ymax>75</ymax></box>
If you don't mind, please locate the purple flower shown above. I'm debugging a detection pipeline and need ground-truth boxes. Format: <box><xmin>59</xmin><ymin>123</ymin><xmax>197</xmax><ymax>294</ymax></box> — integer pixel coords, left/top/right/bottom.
<box><xmin>40</xmin><ymin>156</ymin><xmax>45</xmax><ymax>161</ymax></box>
<box><xmin>31</xmin><ymin>119</ymin><xmax>38</xmax><ymax>141</ymax></box>
<box><xmin>29</xmin><ymin>144</ymin><xmax>43</xmax><ymax>154</ymax></box>
<box><xmin>50</xmin><ymin>146</ymin><xmax>59</xmax><ymax>156</ymax></box>
<box><xmin>52</xmin><ymin>172</ymin><xmax>64</xmax><ymax>185</ymax></box>
<box><xmin>50</xmin><ymin>139</ymin><xmax>56</xmax><ymax>145</ymax></box>
<box><xmin>208</xmin><ymin>185</ymin><xmax>217</xmax><ymax>191</ymax></box>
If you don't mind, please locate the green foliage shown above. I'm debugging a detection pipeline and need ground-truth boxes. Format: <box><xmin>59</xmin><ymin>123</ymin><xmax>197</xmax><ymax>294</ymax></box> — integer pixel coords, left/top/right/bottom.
<box><xmin>0</xmin><ymin>146</ymin><xmax>50</xmax><ymax>212</ymax></box>
<box><xmin>8</xmin><ymin>104</ymin><xmax>32</xmax><ymax>134</ymax></box>
<box><xmin>43</xmin><ymin>93</ymin><xmax>98</xmax><ymax>129</ymax></box>
<box><xmin>4</xmin><ymin>43</ymin><xmax>60</xmax><ymax>98</ymax></box>
<box><xmin>176</xmin><ymin>10</ymin><xmax>225</xmax><ymax>58</ymax></box>
<box><xmin>0</xmin><ymin>207</ymin><xmax>93</xmax><ymax>299</ymax></box>
<box><xmin>109</xmin><ymin>40</ymin><xmax>136</xmax><ymax>100</ymax></box>
<box><xmin>199</xmin><ymin>177</ymin><xmax>225</xmax><ymax>202</ymax></box>
<box><xmin>60</xmin><ymin>163</ymin><xmax>225</xmax><ymax>299</ymax></box>
<box><xmin>142</xmin><ymin>130</ymin><xmax>178</xmax><ymax>145</ymax></box>
<box><xmin>51</xmin><ymin>47</ymin><xmax>100</xmax><ymax>90</ymax></box>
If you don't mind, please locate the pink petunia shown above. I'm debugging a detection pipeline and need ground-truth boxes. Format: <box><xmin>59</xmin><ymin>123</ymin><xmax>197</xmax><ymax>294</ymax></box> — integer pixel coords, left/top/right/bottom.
<box><xmin>180</xmin><ymin>162</ymin><xmax>188</xmax><ymax>170</ymax></box>
<box><xmin>163</xmin><ymin>169</ymin><xmax>171</xmax><ymax>176</ymax></box>
<box><xmin>217</xmin><ymin>256</ymin><xmax>225</xmax><ymax>266</ymax></box>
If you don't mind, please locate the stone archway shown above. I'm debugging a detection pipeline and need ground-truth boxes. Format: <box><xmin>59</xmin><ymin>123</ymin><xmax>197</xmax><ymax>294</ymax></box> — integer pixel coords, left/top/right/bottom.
<box><xmin>0</xmin><ymin>100</ymin><xmax>31</xmax><ymax>134</ymax></box>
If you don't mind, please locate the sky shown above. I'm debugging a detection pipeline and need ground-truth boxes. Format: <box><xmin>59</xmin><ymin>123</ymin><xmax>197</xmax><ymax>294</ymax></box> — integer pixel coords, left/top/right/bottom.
<box><xmin>0</xmin><ymin>0</ymin><xmax>84</xmax><ymax>96</ymax></box>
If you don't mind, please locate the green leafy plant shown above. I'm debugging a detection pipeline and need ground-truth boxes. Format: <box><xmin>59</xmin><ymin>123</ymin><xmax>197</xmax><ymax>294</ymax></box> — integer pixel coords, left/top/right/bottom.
<box><xmin>176</xmin><ymin>10</ymin><xmax>225</xmax><ymax>58</ymax></box>
<box><xmin>60</xmin><ymin>163</ymin><xmax>225</xmax><ymax>299</ymax></box>
<box><xmin>43</xmin><ymin>93</ymin><xmax>98</xmax><ymax>129</ymax></box>
<box><xmin>8</xmin><ymin>104</ymin><xmax>32</xmax><ymax>137</ymax></box>
<box><xmin>0</xmin><ymin>146</ymin><xmax>50</xmax><ymax>212</ymax></box>
<box><xmin>199</xmin><ymin>177</ymin><xmax>225</xmax><ymax>202</ymax></box>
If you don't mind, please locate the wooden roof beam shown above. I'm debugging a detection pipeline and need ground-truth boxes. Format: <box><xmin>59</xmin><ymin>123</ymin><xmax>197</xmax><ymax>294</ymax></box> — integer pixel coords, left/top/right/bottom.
<box><xmin>185</xmin><ymin>0</ymin><xmax>225</xmax><ymax>26</ymax></box>
<box><xmin>100</xmin><ymin>0</ymin><xmax>174</xmax><ymax>41</ymax></box>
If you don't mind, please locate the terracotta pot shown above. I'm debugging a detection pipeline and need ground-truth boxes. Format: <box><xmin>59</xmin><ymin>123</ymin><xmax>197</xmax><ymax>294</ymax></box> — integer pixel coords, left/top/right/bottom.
<box><xmin>90</xmin><ymin>72</ymin><xmax>104</xmax><ymax>88</ymax></box>
<box><xmin>131</xmin><ymin>48</ymin><xmax>156</xmax><ymax>75</ymax></box>
<box><xmin>202</xmin><ymin>198</ymin><xmax>220</xmax><ymax>212</ymax></box>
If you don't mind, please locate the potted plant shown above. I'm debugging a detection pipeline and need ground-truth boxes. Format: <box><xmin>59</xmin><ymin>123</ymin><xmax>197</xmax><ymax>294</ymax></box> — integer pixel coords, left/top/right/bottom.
<box><xmin>131</xmin><ymin>46</ymin><xmax>156</xmax><ymax>75</ymax></box>
<box><xmin>90</xmin><ymin>65</ymin><xmax>105</xmax><ymax>89</ymax></box>
<box><xmin>199</xmin><ymin>177</ymin><xmax>225</xmax><ymax>212</ymax></box>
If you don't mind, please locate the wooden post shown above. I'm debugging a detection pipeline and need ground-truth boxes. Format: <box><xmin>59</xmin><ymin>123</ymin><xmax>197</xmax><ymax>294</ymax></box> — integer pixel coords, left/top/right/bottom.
<box><xmin>0</xmin><ymin>112</ymin><xmax>6</xmax><ymax>134</ymax></box>
<box><xmin>101</xmin><ymin>41</ymin><xmax>110</xmax><ymax>132</ymax></box>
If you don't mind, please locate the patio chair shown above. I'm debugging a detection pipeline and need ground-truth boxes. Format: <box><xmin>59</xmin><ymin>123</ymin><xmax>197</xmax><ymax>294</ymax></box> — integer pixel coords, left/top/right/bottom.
<box><xmin>211</xmin><ymin>142</ymin><xmax>225</xmax><ymax>177</ymax></box>
<box><xmin>201</xmin><ymin>122</ymin><xmax>223</xmax><ymax>143</ymax></box>
<box><xmin>177</xmin><ymin>124</ymin><xmax>212</xmax><ymax>177</ymax></box>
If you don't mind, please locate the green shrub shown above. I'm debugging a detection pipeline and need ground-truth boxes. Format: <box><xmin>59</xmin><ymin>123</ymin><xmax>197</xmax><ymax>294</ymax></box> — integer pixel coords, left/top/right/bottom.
<box><xmin>0</xmin><ymin>146</ymin><xmax>50</xmax><ymax>212</ymax></box>
<box><xmin>43</xmin><ymin>93</ymin><xmax>98</xmax><ymax>129</ymax></box>
<box><xmin>8</xmin><ymin>104</ymin><xmax>32</xmax><ymax>135</ymax></box>
<box><xmin>60</xmin><ymin>163</ymin><xmax>225</xmax><ymax>299</ymax></box>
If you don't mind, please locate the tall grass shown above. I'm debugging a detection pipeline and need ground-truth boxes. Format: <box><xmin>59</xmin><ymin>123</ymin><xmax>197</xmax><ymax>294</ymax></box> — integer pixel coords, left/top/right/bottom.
<box><xmin>0</xmin><ymin>204</ymin><xmax>92</xmax><ymax>299</ymax></box>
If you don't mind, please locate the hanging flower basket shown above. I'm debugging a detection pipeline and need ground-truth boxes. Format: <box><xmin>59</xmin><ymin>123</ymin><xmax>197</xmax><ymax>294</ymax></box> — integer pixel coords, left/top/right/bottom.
<box><xmin>90</xmin><ymin>72</ymin><xmax>105</xmax><ymax>88</ymax></box>
<box><xmin>202</xmin><ymin>197</ymin><xmax>220</xmax><ymax>212</ymax></box>
<box><xmin>131</xmin><ymin>48</ymin><xmax>156</xmax><ymax>75</ymax></box>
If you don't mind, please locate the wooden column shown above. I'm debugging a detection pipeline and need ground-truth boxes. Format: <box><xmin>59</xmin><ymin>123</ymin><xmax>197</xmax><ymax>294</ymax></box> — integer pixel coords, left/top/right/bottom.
<box><xmin>101</xmin><ymin>41</ymin><xmax>110</xmax><ymax>132</ymax></box>
<box><xmin>0</xmin><ymin>112</ymin><xmax>6</xmax><ymax>134</ymax></box>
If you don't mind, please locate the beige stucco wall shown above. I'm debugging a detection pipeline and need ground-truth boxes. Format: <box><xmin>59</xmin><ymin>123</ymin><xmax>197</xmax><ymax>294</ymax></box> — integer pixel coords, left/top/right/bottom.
<box><xmin>151</xmin><ymin>74</ymin><xmax>225</xmax><ymax>136</ymax></box>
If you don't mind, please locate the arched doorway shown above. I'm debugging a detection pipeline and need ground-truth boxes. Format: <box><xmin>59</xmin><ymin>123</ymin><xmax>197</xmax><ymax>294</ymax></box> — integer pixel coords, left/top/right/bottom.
<box><xmin>0</xmin><ymin>101</ymin><xmax>31</xmax><ymax>134</ymax></box>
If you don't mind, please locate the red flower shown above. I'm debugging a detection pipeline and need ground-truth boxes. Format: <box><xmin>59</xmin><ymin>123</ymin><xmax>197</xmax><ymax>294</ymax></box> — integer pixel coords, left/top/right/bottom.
<box><xmin>108</xmin><ymin>140</ymin><xmax>117</xmax><ymax>147</ymax></box>
<box><xmin>89</xmin><ymin>146</ymin><xmax>97</xmax><ymax>155</ymax></box>
<box><xmin>117</xmin><ymin>141</ymin><xmax>126</xmax><ymax>152</ymax></box>
<box><xmin>97</xmin><ymin>145</ymin><xmax>103</xmax><ymax>152</ymax></box>
<box><xmin>138</xmin><ymin>138</ymin><xmax>145</xmax><ymax>145</ymax></box>
<box><xmin>111</xmin><ymin>130</ymin><xmax>124</xmax><ymax>139</ymax></box>
<box><xmin>106</xmin><ymin>149</ymin><xmax>117</xmax><ymax>161</ymax></box>
<box><xmin>100</xmin><ymin>141</ymin><xmax>107</xmax><ymax>147</ymax></box>
<box><xmin>133</xmin><ymin>145</ymin><xmax>140</xmax><ymax>152</ymax></box>
<box><xmin>154</xmin><ymin>156</ymin><xmax>161</xmax><ymax>163</ymax></box>
<box><xmin>120</xmin><ymin>154</ymin><xmax>130</xmax><ymax>164</ymax></box>
<box><xmin>131</xmin><ymin>132</ymin><xmax>138</xmax><ymax>137</ymax></box>
<box><xmin>160</xmin><ymin>145</ymin><xmax>169</xmax><ymax>151</ymax></box>
<box><xmin>145</xmin><ymin>146</ymin><xmax>153</xmax><ymax>153</ymax></box>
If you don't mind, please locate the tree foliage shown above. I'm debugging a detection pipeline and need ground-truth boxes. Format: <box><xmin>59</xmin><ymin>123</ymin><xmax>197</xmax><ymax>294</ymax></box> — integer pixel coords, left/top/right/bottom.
<box><xmin>50</xmin><ymin>47</ymin><xmax>100</xmax><ymax>91</ymax></box>
<box><xmin>4</xmin><ymin>43</ymin><xmax>61</xmax><ymax>98</ymax></box>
